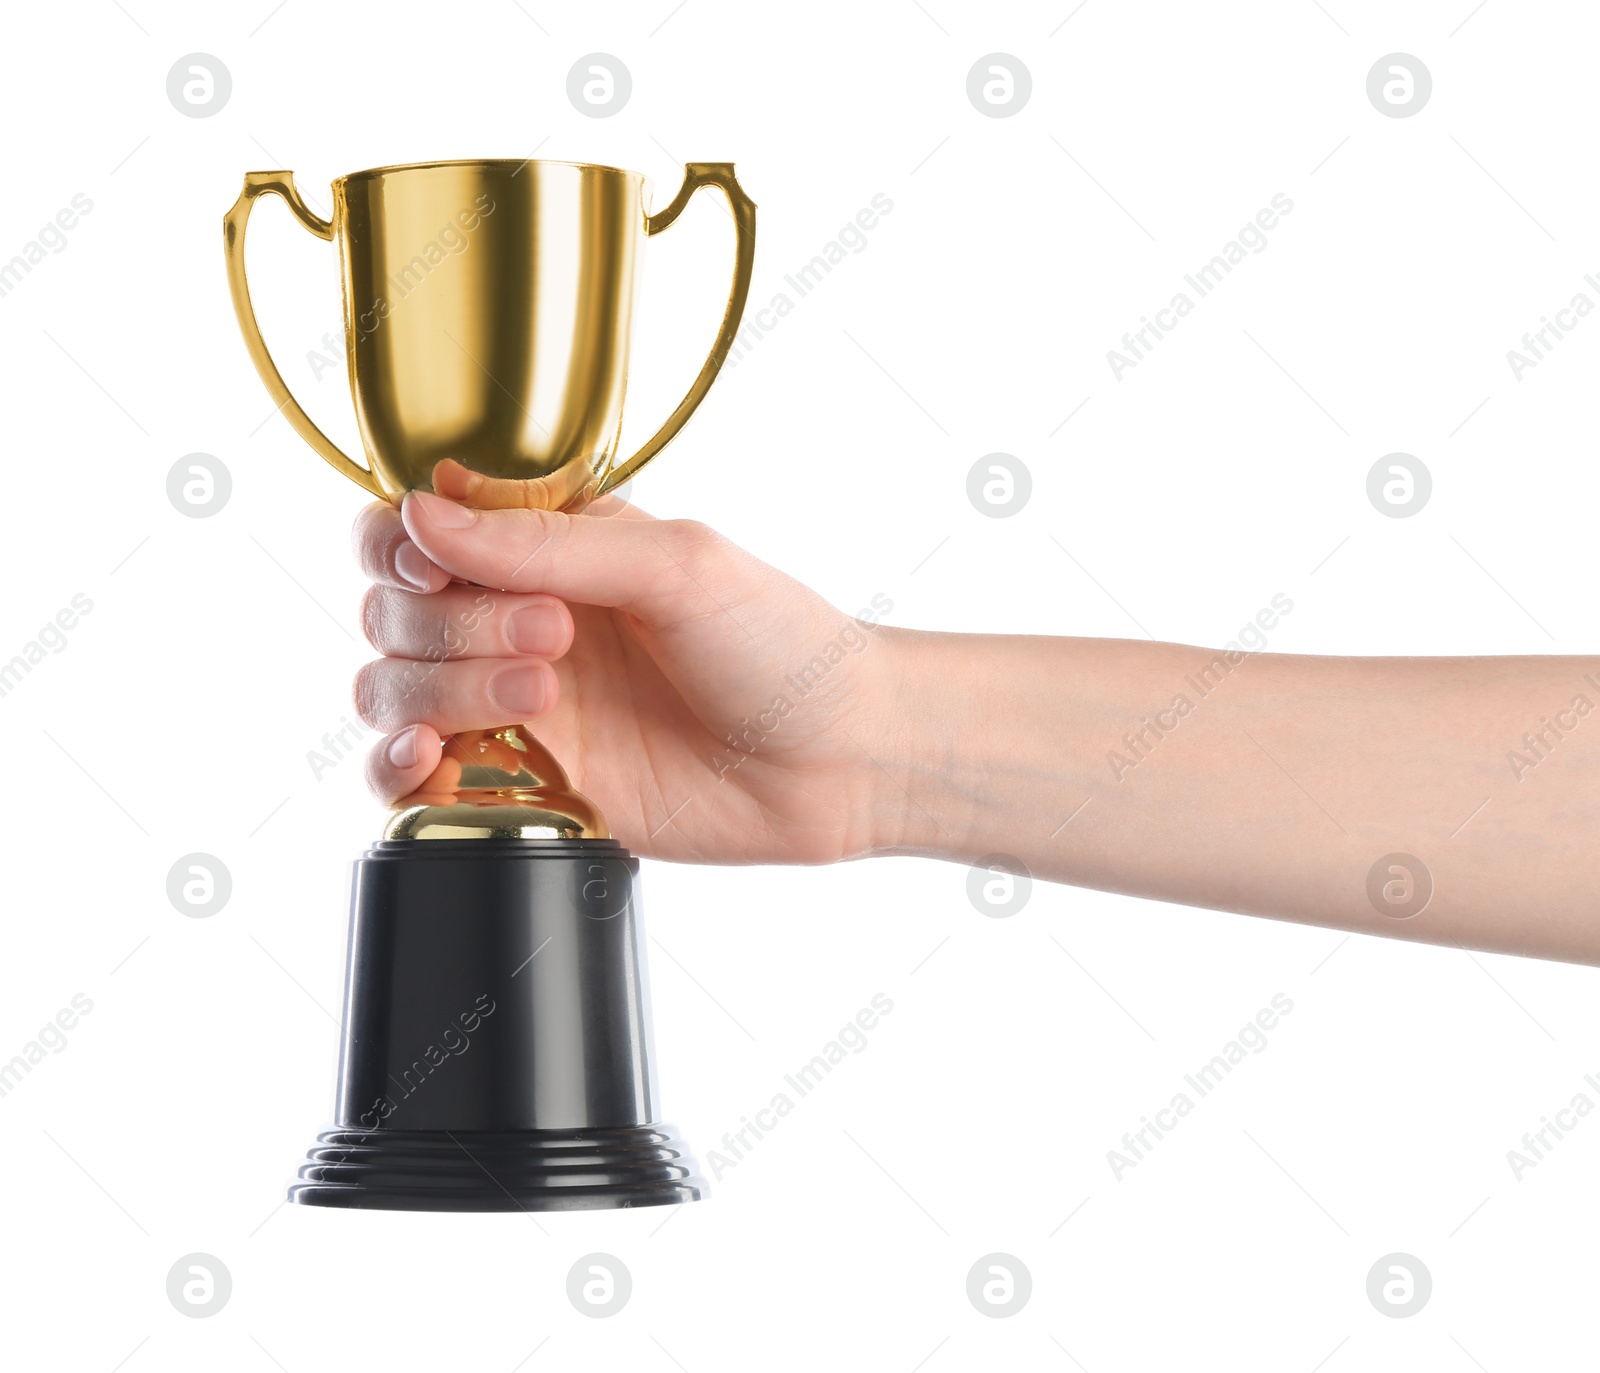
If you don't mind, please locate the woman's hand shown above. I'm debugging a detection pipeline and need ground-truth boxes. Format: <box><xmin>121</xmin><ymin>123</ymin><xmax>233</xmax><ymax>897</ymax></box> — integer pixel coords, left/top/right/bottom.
<box><xmin>348</xmin><ymin>463</ymin><xmax>1600</xmax><ymax>962</ymax></box>
<box><xmin>352</xmin><ymin>460</ymin><xmax>901</xmax><ymax>865</ymax></box>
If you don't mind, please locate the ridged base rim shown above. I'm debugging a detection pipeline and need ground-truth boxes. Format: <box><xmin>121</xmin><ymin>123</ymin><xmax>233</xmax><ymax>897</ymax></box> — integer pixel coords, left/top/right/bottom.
<box><xmin>289</xmin><ymin>1124</ymin><xmax>704</xmax><ymax>1212</ymax></box>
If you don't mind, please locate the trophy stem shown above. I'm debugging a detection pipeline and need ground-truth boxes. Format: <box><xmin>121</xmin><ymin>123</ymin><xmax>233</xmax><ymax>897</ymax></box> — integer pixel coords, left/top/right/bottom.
<box><xmin>385</xmin><ymin>724</ymin><xmax>611</xmax><ymax>842</ymax></box>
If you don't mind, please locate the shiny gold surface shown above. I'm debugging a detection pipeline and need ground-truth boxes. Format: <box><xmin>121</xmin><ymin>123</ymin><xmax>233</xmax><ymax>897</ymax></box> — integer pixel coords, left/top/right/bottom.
<box><xmin>384</xmin><ymin>725</ymin><xmax>608</xmax><ymax>841</ymax></box>
<box><xmin>225</xmin><ymin>159</ymin><xmax>756</xmax><ymax>504</ymax></box>
<box><xmin>224</xmin><ymin>158</ymin><xmax>756</xmax><ymax>837</ymax></box>
<box><xmin>223</xmin><ymin>172</ymin><xmax>382</xmax><ymax>496</ymax></box>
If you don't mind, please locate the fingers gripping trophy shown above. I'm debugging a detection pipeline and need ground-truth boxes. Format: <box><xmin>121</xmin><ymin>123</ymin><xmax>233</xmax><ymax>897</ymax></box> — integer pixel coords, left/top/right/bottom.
<box><xmin>224</xmin><ymin>159</ymin><xmax>756</xmax><ymax>1210</ymax></box>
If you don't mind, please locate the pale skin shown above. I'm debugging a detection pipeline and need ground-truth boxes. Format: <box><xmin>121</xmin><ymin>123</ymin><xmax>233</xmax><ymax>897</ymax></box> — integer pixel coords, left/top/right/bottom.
<box><xmin>353</xmin><ymin>461</ymin><xmax>1600</xmax><ymax>966</ymax></box>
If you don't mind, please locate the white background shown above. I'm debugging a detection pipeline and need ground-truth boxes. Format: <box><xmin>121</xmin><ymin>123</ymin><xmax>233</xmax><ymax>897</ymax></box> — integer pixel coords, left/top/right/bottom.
<box><xmin>1</xmin><ymin>1</ymin><xmax>1597</xmax><ymax>1369</ymax></box>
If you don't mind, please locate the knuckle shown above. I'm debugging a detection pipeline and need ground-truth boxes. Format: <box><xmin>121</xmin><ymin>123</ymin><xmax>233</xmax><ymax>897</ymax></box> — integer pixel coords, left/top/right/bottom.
<box><xmin>518</xmin><ymin>473</ymin><xmax>561</xmax><ymax>511</ymax></box>
<box><xmin>661</xmin><ymin>518</ymin><xmax>724</xmax><ymax>579</ymax></box>
<box><xmin>451</xmin><ymin>589</ymin><xmax>499</xmax><ymax>654</ymax></box>
<box><xmin>489</xmin><ymin>508</ymin><xmax>563</xmax><ymax>590</ymax></box>
<box><xmin>351</xmin><ymin>660</ymin><xmax>385</xmax><ymax>727</ymax></box>
<box><xmin>352</xmin><ymin>503</ymin><xmax>397</xmax><ymax>578</ymax></box>
<box><xmin>359</xmin><ymin>586</ymin><xmax>388</xmax><ymax>650</ymax></box>
<box><xmin>395</xmin><ymin>657</ymin><xmax>446</xmax><ymax>723</ymax></box>
<box><xmin>364</xmin><ymin>741</ymin><xmax>398</xmax><ymax>800</ymax></box>
<box><xmin>355</xmin><ymin>654</ymin><xmax>444</xmax><ymax>730</ymax></box>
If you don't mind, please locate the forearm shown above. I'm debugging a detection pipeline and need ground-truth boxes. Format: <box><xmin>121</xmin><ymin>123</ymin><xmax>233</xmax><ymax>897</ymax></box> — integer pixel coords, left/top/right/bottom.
<box><xmin>863</xmin><ymin>628</ymin><xmax>1600</xmax><ymax>964</ymax></box>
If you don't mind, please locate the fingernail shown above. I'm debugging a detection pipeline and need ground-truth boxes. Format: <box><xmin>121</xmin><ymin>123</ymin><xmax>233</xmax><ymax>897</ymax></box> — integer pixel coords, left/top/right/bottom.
<box><xmin>410</xmin><ymin>489</ymin><xmax>476</xmax><ymax>528</ymax></box>
<box><xmin>490</xmin><ymin>665</ymin><xmax>548</xmax><ymax>717</ymax></box>
<box><xmin>507</xmin><ymin>604</ymin><xmax>566</xmax><ymax>656</ymax></box>
<box><xmin>387</xmin><ymin>725</ymin><xmax>420</xmax><ymax>770</ymax></box>
<box><xmin>393</xmin><ymin>541</ymin><xmax>433</xmax><ymax>591</ymax></box>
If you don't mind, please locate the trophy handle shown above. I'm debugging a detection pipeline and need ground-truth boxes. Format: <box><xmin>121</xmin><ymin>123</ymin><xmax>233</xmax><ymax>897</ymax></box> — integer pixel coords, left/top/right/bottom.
<box><xmin>223</xmin><ymin>171</ymin><xmax>386</xmax><ymax>499</ymax></box>
<box><xmin>595</xmin><ymin>163</ymin><xmax>757</xmax><ymax>497</ymax></box>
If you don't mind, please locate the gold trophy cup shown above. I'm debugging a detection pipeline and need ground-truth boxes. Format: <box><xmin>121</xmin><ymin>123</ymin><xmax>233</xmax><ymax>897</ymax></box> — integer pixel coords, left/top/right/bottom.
<box><xmin>225</xmin><ymin>159</ymin><xmax>755</xmax><ymax>1210</ymax></box>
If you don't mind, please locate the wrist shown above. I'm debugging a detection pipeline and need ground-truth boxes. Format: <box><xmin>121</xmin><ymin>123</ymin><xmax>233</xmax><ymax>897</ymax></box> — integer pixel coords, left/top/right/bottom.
<box><xmin>847</xmin><ymin>628</ymin><xmax>1116</xmax><ymax>869</ymax></box>
<box><xmin>846</xmin><ymin>626</ymin><xmax>981</xmax><ymax>862</ymax></box>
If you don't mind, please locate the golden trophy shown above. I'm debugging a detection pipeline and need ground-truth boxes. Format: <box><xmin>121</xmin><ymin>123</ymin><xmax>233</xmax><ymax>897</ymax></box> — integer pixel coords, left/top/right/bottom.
<box><xmin>224</xmin><ymin>159</ymin><xmax>755</xmax><ymax>1210</ymax></box>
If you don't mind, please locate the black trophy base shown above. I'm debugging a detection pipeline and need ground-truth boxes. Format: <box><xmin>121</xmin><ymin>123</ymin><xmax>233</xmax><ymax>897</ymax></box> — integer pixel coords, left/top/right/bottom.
<box><xmin>290</xmin><ymin>838</ymin><xmax>704</xmax><ymax>1213</ymax></box>
<box><xmin>290</xmin><ymin>1123</ymin><xmax>703</xmax><ymax>1212</ymax></box>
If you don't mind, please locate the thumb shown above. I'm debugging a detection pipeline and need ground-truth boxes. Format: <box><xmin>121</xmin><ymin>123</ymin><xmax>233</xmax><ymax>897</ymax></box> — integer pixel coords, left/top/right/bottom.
<box><xmin>431</xmin><ymin>456</ymin><xmax>596</xmax><ymax>513</ymax></box>
<box><xmin>401</xmin><ymin>488</ymin><xmax>728</xmax><ymax>618</ymax></box>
